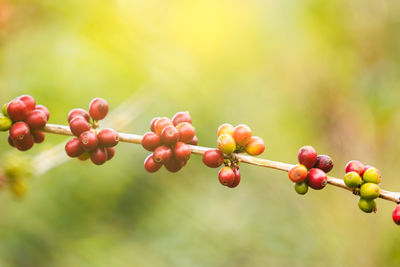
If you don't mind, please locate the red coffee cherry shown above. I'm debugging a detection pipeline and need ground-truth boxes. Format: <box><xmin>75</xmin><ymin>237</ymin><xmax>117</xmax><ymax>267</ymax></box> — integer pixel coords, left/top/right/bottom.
<box><xmin>89</xmin><ymin>97</ymin><xmax>109</xmax><ymax>120</ymax></box>
<box><xmin>218</xmin><ymin>167</ymin><xmax>235</xmax><ymax>187</ymax></box>
<box><xmin>144</xmin><ymin>154</ymin><xmax>163</xmax><ymax>173</ymax></box>
<box><xmin>35</xmin><ymin>105</ymin><xmax>50</xmax><ymax>120</ymax></box>
<box><xmin>288</xmin><ymin>164</ymin><xmax>308</xmax><ymax>183</ymax></box>
<box><xmin>79</xmin><ymin>131</ymin><xmax>99</xmax><ymax>151</ymax></box>
<box><xmin>69</xmin><ymin>116</ymin><xmax>91</xmax><ymax>137</ymax></box>
<box><xmin>68</xmin><ymin>108</ymin><xmax>90</xmax><ymax>123</ymax></box>
<box><xmin>176</xmin><ymin>122</ymin><xmax>195</xmax><ymax>143</ymax></box>
<box><xmin>7</xmin><ymin>134</ymin><xmax>14</xmax><ymax>147</ymax></box>
<box><xmin>25</xmin><ymin>109</ymin><xmax>47</xmax><ymax>130</ymax></box>
<box><xmin>345</xmin><ymin>160</ymin><xmax>364</xmax><ymax>175</ymax></box>
<box><xmin>141</xmin><ymin>132</ymin><xmax>162</xmax><ymax>151</ymax></box>
<box><xmin>10</xmin><ymin>122</ymin><xmax>31</xmax><ymax>141</ymax></box>
<box><xmin>307</xmin><ymin>168</ymin><xmax>328</xmax><ymax>190</ymax></box>
<box><xmin>202</xmin><ymin>149</ymin><xmax>224</xmax><ymax>168</ymax></box>
<box><xmin>297</xmin><ymin>146</ymin><xmax>317</xmax><ymax>169</ymax></box>
<box><xmin>392</xmin><ymin>205</ymin><xmax>400</xmax><ymax>225</ymax></box>
<box><xmin>217</xmin><ymin>123</ymin><xmax>235</xmax><ymax>137</ymax></box>
<box><xmin>187</xmin><ymin>136</ymin><xmax>198</xmax><ymax>146</ymax></box>
<box><xmin>153</xmin><ymin>145</ymin><xmax>173</xmax><ymax>164</ymax></box>
<box><xmin>14</xmin><ymin>134</ymin><xmax>34</xmax><ymax>151</ymax></box>
<box><xmin>232</xmin><ymin>124</ymin><xmax>252</xmax><ymax>147</ymax></box>
<box><xmin>105</xmin><ymin>147</ymin><xmax>115</xmax><ymax>160</ymax></box>
<box><xmin>32</xmin><ymin>131</ymin><xmax>46</xmax><ymax>143</ymax></box>
<box><xmin>154</xmin><ymin>117</ymin><xmax>173</xmax><ymax>135</ymax></box>
<box><xmin>173</xmin><ymin>142</ymin><xmax>191</xmax><ymax>162</ymax></box>
<box><xmin>314</xmin><ymin>155</ymin><xmax>334</xmax><ymax>173</ymax></box>
<box><xmin>164</xmin><ymin>157</ymin><xmax>184</xmax><ymax>173</ymax></box>
<box><xmin>90</xmin><ymin>147</ymin><xmax>108</xmax><ymax>165</ymax></box>
<box><xmin>97</xmin><ymin>128</ymin><xmax>119</xmax><ymax>147</ymax></box>
<box><xmin>150</xmin><ymin>117</ymin><xmax>160</xmax><ymax>132</ymax></box>
<box><xmin>245</xmin><ymin>136</ymin><xmax>265</xmax><ymax>156</ymax></box>
<box><xmin>161</xmin><ymin>125</ymin><xmax>180</xmax><ymax>146</ymax></box>
<box><xmin>18</xmin><ymin>95</ymin><xmax>36</xmax><ymax>113</ymax></box>
<box><xmin>172</xmin><ymin>111</ymin><xmax>192</xmax><ymax>126</ymax></box>
<box><xmin>228</xmin><ymin>168</ymin><xmax>241</xmax><ymax>188</ymax></box>
<box><xmin>65</xmin><ymin>138</ymin><xmax>84</xmax><ymax>157</ymax></box>
<box><xmin>7</xmin><ymin>99</ymin><xmax>27</xmax><ymax>121</ymax></box>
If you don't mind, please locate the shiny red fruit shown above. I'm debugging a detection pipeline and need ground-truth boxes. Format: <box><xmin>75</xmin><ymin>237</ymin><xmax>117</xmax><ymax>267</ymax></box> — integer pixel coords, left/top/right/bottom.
<box><xmin>154</xmin><ymin>117</ymin><xmax>173</xmax><ymax>136</ymax></box>
<box><xmin>90</xmin><ymin>147</ymin><xmax>108</xmax><ymax>165</ymax></box>
<box><xmin>164</xmin><ymin>157</ymin><xmax>184</xmax><ymax>173</ymax></box>
<box><xmin>176</xmin><ymin>122</ymin><xmax>195</xmax><ymax>143</ymax></box>
<box><xmin>153</xmin><ymin>145</ymin><xmax>173</xmax><ymax>164</ymax></box>
<box><xmin>187</xmin><ymin>136</ymin><xmax>198</xmax><ymax>145</ymax></box>
<box><xmin>172</xmin><ymin>111</ymin><xmax>192</xmax><ymax>126</ymax></box>
<box><xmin>18</xmin><ymin>95</ymin><xmax>36</xmax><ymax>113</ymax></box>
<box><xmin>106</xmin><ymin>147</ymin><xmax>115</xmax><ymax>160</ymax></box>
<box><xmin>174</xmin><ymin>142</ymin><xmax>191</xmax><ymax>162</ymax></box>
<box><xmin>32</xmin><ymin>131</ymin><xmax>45</xmax><ymax>143</ymax></box>
<box><xmin>202</xmin><ymin>149</ymin><xmax>224</xmax><ymax>168</ymax></box>
<box><xmin>232</xmin><ymin>124</ymin><xmax>252</xmax><ymax>147</ymax></box>
<box><xmin>288</xmin><ymin>164</ymin><xmax>308</xmax><ymax>183</ymax></box>
<box><xmin>161</xmin><ymin>125</ymin><xmax>180</xmax><ymax>146</ymax></box>
<box><xmin>392</xmin><ymin>205</ymin><xmax>400</xmax><ymax>225</ymax></box>
<box><xmin>228</xmin><ymin>168</ymin><xmax>241</xmax><ymax>188</ymax></box>
<box><xmin>89</xmin><ymin>97</ymin><xmax>109</xmax><ymax>120</ymax></box>
<box><xmin>68</xmin><ymin>108</ymin><xmax>90</xmax><ymax>123</ymax></box>
<box><xmin>65</xmin><ymin>138</ymin><xmax>84</xmax><ymax>157</ymax></box>
<box><xmin>10</xmin><ymin>122</ymin><xmax>30</xmax><ymax>141</ymax></box>
<box><xmin>98</xmin><ymin>128</ymin><xmax>119</xmax><ymax>147</ymax></box>
<box><xmin>14</xmin><ymin>134</ymin><xmax>34</xmax><ymax>151</ymax></box>
<box><xmin>141</xmin><ymin>132</ymin><xmax>162</xmax><ymax>151</ymax></box>
<box><xmin>150</xmin><ymin>117</ymin><xmax>160</xmax><ymax>132</ymax></box>
<box><xmin>245</xmin><ymin>136</ymin><xmax>265</xmax><ymax>156</ymax></box>
<box><xmin>144</xmin><ymin>154</ymin><xmax>163</xmax><ymax>173</ymax></box>
<box><xmin>7</xmin><ymin>99</ymin><xmax>27</xmax><ymax>121</ymax></box>
<box><xmin>314</xmin><ymin>155</ymin><xmax>334</xmax><ymax>173</ymax></box>
<box><xmin>35</xmin><ymin>105</ymin><xmax>50</xmax><ymax>120</ymax></box>
<box><xmin>307</xmin><ymin>168</ymin><xmax>328</xmax><ymax>190</ymax></box>
<box><xmin>69</xmin><ymin>116</ymin><xmax>91</xmax><ymax>137</ymax></box>
<box><xmin>25</xmin><ymin>109</ymin><xmax>47</xmax><ymax>130</ymax></box>
<box><xmin>345</xmin><ymin>160</ymin><xmax>364</xmax><ymax>175</ymax></box>
<box><xmin>297</xmin><ymin>146</ymin><xmax>317</xmax><ymax>169</ymax></box>
<box><xmin>79</xmin><ymin>131</ymin><xmax>98</xmax><ymax>151</ymax></box>
<box><xmin>218</xmin><ymin>167</ymin><xmax>235</xmax><ymax>187</ymax></box>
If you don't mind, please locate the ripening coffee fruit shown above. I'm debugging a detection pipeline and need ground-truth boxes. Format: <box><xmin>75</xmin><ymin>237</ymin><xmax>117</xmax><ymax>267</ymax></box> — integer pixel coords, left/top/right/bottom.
<box><xmin>217</xmin><ymin>134</ymin><xmax>236</xmax><ymax>154</ymax></box>
<box><xmin>314</xmin><ymin>155</ymin><xmax>334</xmax><ymax>173</ymax></box>
<box><xmin>187</xmin><ymin>136</ymin><xmax>198</xmax><ymax>146</ymax></box>
<box><xmin>68</xmin><ymin>108</ymin><xmax>90</xmax><ymax>123</ymax></box>
<box><xmin>65</xmin><ymin>138</ymin><xmax>84</xmax><ymax>157</ymax></box>
<box><xmin>10</xmin><ymin>122</ymin><xmax>31</xmax><ymax>141</ymax></box>
<box><xmin>363</xmin><ymin>167</ymin><xmax>381</xmax><ymax>184</ymax></box>
<box><xmin>176</xmin><ymin>122</ymin><xmax>195</xmax><ymax>143</ymax></box>
<box><xmin>32</xmin><ymin>131</ymin><xmax>45</xmax><ymax>143</ymax></box>
<box><xmin>202</xmin><ymin>149</ymin><xmax>224</xmax><ymax>168</ymax></box>
<box><xmin>154</xmin><ymin>117</ymin><xmax>173</xmax><ymax>136</ymax></box>
<box><xmin>218</xmin><ymin>167</ymin><xmax>235</xmax><ymax>187</ymax></box>
<box><xmin>18</xmin><ymin>95</ymin><xmax>36</xmax><ymax>113</ymax></box>
<box><xmin>294</xmin><ymin>181</ymin><xmax>308</xmax><ymax>195</ymax></box>
<box><xmin>69</xmin><ymin>116</ymin><xmax>91</xmax><ymax>137</ymax></box>
<box><xmin>164</xmin><ymin>157</ymin><xmax>184</xmax><ymax>173</ymax></box>
<box><xmin>297</xmin><ymin>146</ymin><xmax>317</xmax><ymax>169</ymax></box>
<box><xmin>360</xmin><ymin>183</ymin><xmax>380</xmax><ymax>200</ymax></box>
<box><xmin>105</xmin><ymin>147</ymin><xmax>115</xmax><ymax>160</ymax></box>
<box><xmin>173</xmin><ymin>142</ymin><xmax>191</xmax><ymax>162</ymax></box>
<box><xmin>345</xmin><ymin>160</ymin><xmax>364</xmax><ymax>175</ymax></box>
<box><xmin>392</xmin><ymin>205</ymin><xmax>400</xmax><ymax>225</ymax></box>
<box><xmin>217</xmin><ymin>123</ymin><xmax>235</xmax><ymax>137</ymax></box>
<box><xmin>245</xmin><ymin>136</ymin><xmax>265</xmax><ymax>156</ymax></box>
<box><xmin>35</xmin><ymin>105</ymin><xmax>50</xmax><ymax>120</ymax></box>
<box><xmin>0</xmin><ymin>115</ymin><xmax>12</xmax><ymax>131</ymax></box>
<box><xmin>161</xmin><ymin>125</ymin><xmax>180</xmax><ymax>146</ymax></box>
<box><xmin>13</xmin><ymin>134</ymin><xmax>34</xmax><ymax>151</ymax></box>
<box><xmin>141</xmin><ymin>132</ymin><xmax>162</xmax><ymax>151</ymax></box>
<box><xmin>25</xmin><ymin>109</ymin><xmax>47</xmax><ymax>130</ymax></box>
<box><xmin>144</xmin><ymin>154</ymin><xmax>163</xmax><ymax>173</ymax></box>
<box><xmin>358</xmin><ymin>197</ymin><xmax>376</xmax><ymax>213</ymax></box>
<box><xmin>232</xmin><ymin>124</ymin><xmax>252</xmax><ymax>147</ymax></box>
<box><xmin>172</xmin><ymin>111</ymin><xmax>192</xmax><ymax>126</ymax></box>
<box><xmin>228</xmin><ymin>168</ymin><xmax>241</xmax><ymax>188</ymax></box>
<box><xmin>288</xmin><ymin>164</ymin><xmax>308</xmax><ymax>183</ymax></box>
<box><xmin>153</xmin><ymin>145</ymin><xmax>173</xmax><ymax>164</ymax></box>
<box><xmin>79</xmin><ymin>131</ymin><xmax>99</xmax><ymax>151</ymax></box>
<box><xmin>89</xmin><ymin>97</ymin><xmax>109</xmax><ymax>120</ymax></box>
<box><xmin>150</xmin><ymin>117</ymin><xmax>160</xmax><ymax>132</ymax></box>
<box><xmin>344</xmin><ymin>171</ymin><xmax>362</xmax><ymax>188</ymax></box>
<box><xmin>307</xmin><ymin>168</ymin><xmax>327</xmax><ymax>190</ymax></box>
<box><xmin>7</xmin><ymin>99</ymin><xmax>27</xmax><ymax>121</ymax></box>
<box><xmin>98</xmin><ymin>128</ymin><xmax>119</xmax><ymax>147</ymax></box>
<box><xmin>90</xmin><ymin>147</ymin><xmax>108</xmax><ymax>165</ymax></box>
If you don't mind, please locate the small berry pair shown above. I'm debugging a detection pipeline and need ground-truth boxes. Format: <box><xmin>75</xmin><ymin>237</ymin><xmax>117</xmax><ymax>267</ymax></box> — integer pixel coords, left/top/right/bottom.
<box><xmin>65</xmin><ymin>98</ymin><xmax>119</xmax><ymax>165</ymax></box>
<box><xmin>2</xmin><ymin>95</ymin><xmax>50</xmax><ymax>151</ymax></box>
<box><xmin>142</xmin><ymin>112</ymin><xmax>196</xmax><ymax>173</ymax></box>
<box><xmin>218</xmin><ymin>166</ymin><xmax>241</xmax><ymax>188</ymax></box>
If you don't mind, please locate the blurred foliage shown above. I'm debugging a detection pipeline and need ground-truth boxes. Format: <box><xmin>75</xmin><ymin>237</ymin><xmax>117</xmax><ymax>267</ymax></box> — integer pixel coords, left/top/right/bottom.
<box><xmin>0</xmin><ymin>0</ymin><xmax>400</xmax><ymax>266</ymax></box>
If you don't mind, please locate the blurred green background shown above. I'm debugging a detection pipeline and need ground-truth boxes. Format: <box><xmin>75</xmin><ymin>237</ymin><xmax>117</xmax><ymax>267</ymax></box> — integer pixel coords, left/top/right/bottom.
<box><xmin>1</xmin><ymin>0</ymin><xmax>400</xmax><ymax>266</ymax></box>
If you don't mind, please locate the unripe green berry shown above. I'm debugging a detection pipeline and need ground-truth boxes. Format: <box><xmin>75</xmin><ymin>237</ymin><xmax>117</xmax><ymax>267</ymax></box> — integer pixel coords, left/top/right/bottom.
<box><xmin>363</xmin><ymin>167</ymin><xmax>381</xmax><ymax>184</ymax></box>
<box><xmin>2</xmin><ymin>103</ymin><xmax>8</xmax><ymax>116</ymax></box>
<box><xmin>294</xmin><ymin>181</ymin><xmax>308</xmax><ymax>195</ymax></box>
<box><xmin>360</xmin><ymin>183</ymin><xmax>380</xmax><ymax>200</ymax></box>
<box><xmin>344</xmin><ymin>171</ymin><xmax>362</xmax><ymax>188</ymax></box>
<box><xmin>0</xmin><ymin>115</ymin><xmax>12</xmax><ymax>131</ymax></box>
<box><xmin>217</xmin><ymin>134</ymin><xmax>236</xmax><ymax>154</ymax></box>
<box><xmin>358</xmin><ymin>197</ymin><xmax>376</xmax><ymax>213</ymax></box>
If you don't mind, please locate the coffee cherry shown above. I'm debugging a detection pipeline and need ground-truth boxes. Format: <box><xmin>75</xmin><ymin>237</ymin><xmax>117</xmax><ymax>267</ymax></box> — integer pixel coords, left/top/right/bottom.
<box><xmin>363</xmin><ymin>167</ymin><xmax>381</xmax><ymax>184</ymax></box>
<box><xmin>141</xmin><ymin>132</ymin><xmax>162</xmax><ymax>151</ymax></box>
<box><xmin>18</xmin><ymin>95</ymin><xmax>36</xmax><ymax>113</ymax></box>
<box><xmin>32</xmin><ymin>131</ymin><xmax>45</xmax><ymax>143</ymax></box>
<box><xmin>344</xmin><ymin>172</ymin><xmax>362</xmax><ymax>188</ymax></box>
<box><xmin>392</xmin><ymin>205</ymin><xmax>400</xmax><ymax>225</ymax></box>
<box><xmin>0</xmin><ymin>115</ymin><xmax>12</xmax><ymax>131</ymax></box>
<box><xmin>69</xmin><ymin>116</ymin><xmax>91</xmax><ymax>137</ymax></box>
<box><xmin>202</xmin><ymin>149</ymin><xmax>224</xmax><ymax>168</ymax></box>
<box><xmin>360</xmin><ymin>183</ymin><xmax>380</xmax><ymax>200</ymax></box>
<box><xmin>288</xmin><ymin>164</ymin><xmax>308</xmax><ymax>183</ymax></box>
<box><xmin>217</xmin><ymin>134</ymin><xmax>236</xmax><ymax>154</ymax></box>
<box><xmin>25</xmin><ymin>109</ymin><xmax>47</xmax><ymax>130</ymax></box>
<box><xmin>7</xmin><ymin>99</ymin><xmax>27</xmax><ymax>121</ymax></box>
<box><xmin>172</xmin><ymin>111</ymin><xmax>192</xmax><ymax>126</ymax></box>
<box><xmin>65</xmin><ymin>138</ymin><xmax>84</xmax><ymax>157</ymax></box>
<box><xmin>218</xmin><ymin>167</ymin><xmax>235</xmax><ymax>186</ymax></box>
<box><xmin>176</xmin><ymin>122</ymin><xmax>195</xmax><ymax>143</ymax></box>
<box><xmin>10</xmin><ymin>122</ymin><xmax>30</xmax><ymax>141</ymax></box>
<box><xmin>345</xmin><ymin>160</ymin><xmax>364</xmax><ymax>175</ymax></box>
<box><xmin>245</xmin><ymin>136</ymin><xmax>265</xmax><ymax>156</ymax></box>
<box><xmin>297</xmin><ymin>146</ymin><xmax>317</xmax><ymax>169</ymax></box>
<box><xmin>314</xmin><ymin>155</ymin><xmax>334</xmax><ymax>173</ymax></box>
<box><xmin>153</xmin><ymin>145</ymin><xmax>173</xmax><ymax>164</ymax></box>
<box><xmin>14</xmin><ymin>134</ymin><xmax>34</xmax><ymax>151</ymax></box>
<box><xmin>187</xmin><ymin>136</ymin><xmax>198</xmax><ymax>145</ymax></box>
<box><xmin>2</xmin><ymin>103</ymin><xmax>8</xmax><ymax>116</ymax></box>
<box><xmin>232</xmin><ymin>124</ymin><xmax>252</xmax><ymax>147</ymax></box>
<box><xmin>90</xmin><ymin>147</ymin><xmax>108</xmax><ymax>165</ymax></box>
<box><xmin>68</xmin><ymin>108</ymin><xmax>90</xmax><ymax>123</ymax></box>
<box><xmin>154</xmin><ymin>117</ymin><xmax>173</xmax><ymax>135</ymax></box>
<box><xmin>164</xmin><ymin>157</ymin><xmax>184</xmax><ymax>172</ymax></box>
<box><xmin>174</xmin><ymin>142</ymin><xmax>191</xmax><ymax>162</ymax></box>
<box><xmin>294</xmin><ymin>181</ymin><xmax>308</xmax><ymax>195</ymax></box>
<box><xmin>217</xmin><ymin>123</ymin><xmax>234</xmax><ymax>137</ymax></box>
<box><xmin>161</xmin><ymin>125</ymin><xmax>180</xmax><ymax>146</ymax></box>
<box><xmin>150</xmin><ymin>117</ymin><xmax>160</xmax><ymax>132</ymax></box>
<box><xmin>79</xmin><ymin>131</ymin><xmax>99</xmax><ymax>151</ymax></box>
<box><xmin>8</xmin><ymin>134</ymin><xmax>14</xmax><ymax>147</ymax></box>
<box><xmin>358</xmin><ymin>197</ymin><xmax>377</xmax><ymax>213</ymax></box>
<box><xmin>105</xmin><ymin>147</ymin><xmax>115</xmax><ymax>160</ymax></box>
<box><xmin>89</xmin><ymin>97</ymin><xmax>109</xmax><ymax>120</ymax></box>
<box><xmin>35</xmin><ymin>105</ymin><xmax>50</xmax><ymax>120</ymax></box>
<box><xmin>144</xmin><ymin>154</ymin><xmax>163</xmax><ymax>173</ymax></box>
<box><xmin>228</xmin><ymin>168</ymin><xmax>241</xmax><ymax>188</ymax></box>
<box><xmin>98</xmin><ymin>128</ymin><xmax>119</xmax><ymax>147</ymax></box>
<box><xmin>307</xmin><ymin>168</ymin><xmax>327</xmax><ymax>190</ymax></box>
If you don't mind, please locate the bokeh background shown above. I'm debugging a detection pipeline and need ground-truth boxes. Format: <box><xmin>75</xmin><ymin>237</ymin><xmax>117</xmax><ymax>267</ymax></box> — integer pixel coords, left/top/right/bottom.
<box><xmin>0</xmin><ymin>0</ymin><xmax>400</xmax><ymax>266</ymax></box>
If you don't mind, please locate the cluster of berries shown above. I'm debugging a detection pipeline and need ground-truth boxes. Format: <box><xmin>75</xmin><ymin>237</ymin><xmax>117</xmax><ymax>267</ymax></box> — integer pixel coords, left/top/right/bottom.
<box><xmin>64</xmin><ymin>98</ymin><xmax>119</xmax><ymax>165</ymax></box>
<box><xmin>202</xmin><ymin>123</ymin><xmax>265</xmax><ymax>188</ymax></box>
<box><xmin>343</xmin><ymin>160</ymin><xmax>381</xmax><ymax>213</ymax></box>
<box><xmin>289</xmin><ymin>146</ymin><xmax>334</xmax><ymax>194</ymax></box>
<box><xmin>142</xmin><ymin>112</ymin><xmax>197</xmax><ymax>173</ymax></box>
<box><xmin>0</xmin><ymin>95</ymin><xmax>50</xmax><ymax>151</ymax></box>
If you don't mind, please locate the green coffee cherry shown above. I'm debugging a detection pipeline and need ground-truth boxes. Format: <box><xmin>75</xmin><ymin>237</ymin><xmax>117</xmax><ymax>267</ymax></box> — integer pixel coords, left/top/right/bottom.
<box><xmin>358</xmin><ymin>197</ymin><xmax>376</xmax><ymax>213</ymax></box>
<box><xmin>344</xmin><ymin>171</ymin><xmax>362</xmax><ymax>188</ymax></box>
<box><xmin>360</xmin><ymin>182</ymin><xmax>380</xmax><ymax>200</ymax></box>
<box><xmin>294</xmin><ymin>181</ymin><xmax>308</xmax><ymax>195</ymax></box>
<box><xmin>10</xmin><ymin>178</ymin><xmax>28</xmax><ymax>198</ymax></box>
<box><xmin>363</xmin><ymin>167</ymin><xmax>381</xmax><ymax>184</ymax></box>
<box><xmin>2</xmin><ymin>103</ymin><xmax>8</xmax><ymax>117</ymax></box>
<box><xmin>0</xmin><ymin>115</ymin><xmax>12</xmax><ymax>131</ymax></box>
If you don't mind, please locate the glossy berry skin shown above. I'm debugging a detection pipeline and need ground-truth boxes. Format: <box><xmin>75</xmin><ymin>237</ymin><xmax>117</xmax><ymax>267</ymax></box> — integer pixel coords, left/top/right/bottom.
<box><xmin>90</xmin><ymin>147</ymin><xmax>108</xmax><ymax>165</ymax></box>
<box><xmin>314</xmin><ymin>155</ymin><xmax>334</xmax><ymax>173</ymax></box>
<box><xmin>79</xmin><ymin>131</ymin><xmax>99</xmax><ymax>151</ymax></box>
<box><xmin>35</xmin><ymin>105</ymin><xmax>50</xmax><ymax>120</ymax></box>
<box><xmin>68</xmin><ymin>108</ymin><xmax>90</xmax><ymax>123</ymax></box>
<box><xmin>218</xmin><ymin>167</ymin><xmax>235</xmax><ymax>187</ymax></box>
<box><xmin>173</xmin><ymin>142</ymin><xmax>191</xmax><ymax>162</ymax></box>
<box><xmin>105</xmin><ymin>147</ymin><xmax>115</xmax><ymax>160</ymax></box>
<box><xmin>345</xmin><ymin>160</ymin><xmax>364</xmax><ymax>175</ymax></box>
<box><xmin>288</xmin><ymin>164</ymin><xmax>308</xmax><ymax>183</ymax></box>
<box><xmin>32</xmin><ymin>131</ymin><xmax>45</xmax><ymax>143</ymax></box>
<box><xmin>392</xmin><ymin>205</ymin><xmax>400</xmax><ymax>225</ymax></box>
<box><xmin>8</xmin><ymin>134</ymin><xmax>14</xmax><ymax>147</ymax></box>
<box><xmin>25</xmin><ymin>109</ymin><xmax>47</xmax><ymax>130</ymax></box>
<box><xmin>176</xmin><ymin>122</ymin><xmax>195</xmax><ymax>143</ymax></box>
<box><xmin>164</xmin><ymin>157</ymin><xmax>184</xmax><ymax>173</ymax></box>
<box><xmin>217</xmin><ymin>123</ymin><xmax>234</xmax><ymax>137</ymax></box>
<box><xmin>294</xmin><ymin>181</ymin><xmax>308</xmax><ymax>195</ymax></box>
<box><xmin>14</xmin><ymin>134</ymin><xmax>34</xmax><ymax>151</ymax></box>
<box><xmin>232</xmin><ymin>124</ymin><xmax>252</xmax><ymax>147</ymax></box>
<box><xmin>217</xmin><ymin>134</ymin><xmax>236</xmax><ymax>154</ymax></box>
<box><xmin>228</xmin><ymin>168</ymin><xmax>241</xmax><ymax>188</ymax></box>
<box><xmin>161</xmin><ymin>125</ymin><xmax>180</xmax><ymax>146</ymax></box>
<box><xmin>245</xmin><ymin>136</ymin><xmax>265</xmax><ymax>156</ymax></box>
<box><xmin>297</xmin><ymin>146</ymin><xmax>317</xmax><ymax>169</ymax></box>
<box><xmin>144</xmin><ymin>154</ymin><xmax>163</xmax><ymax>173</ymax></box>
<box><xmin>98</xmin><ymin>128</ymin><xmax>119</xmax><ymax>147</ymax></box>
<box><xmin>153</xmin><ymin>145</ymin><xmax>173</xmax><ymax>164</ymax></box>
<box><xmin>360</xmin><ymin>183</ymin><xmax>380</xmax><ymax>200</ymax></box>
<box><xmin>172</xmin><ymin>111</ymin><xmax>192</xmax><ymax>126</ymax></box>
<box><xmin>187</xmin><ymin>136</ymin><xmax>198</xmax><ymax>145</ymax></box>
<box><xmin>7</xmin><ymin>99</ymin><xmax>27</xmax><ymax>121</ymax></box>
<box><xmin>141</xmin><ymin>132</ymin><xmax>162</xmax><ymax>151</ymax></box>
<box><xmin>363</xmin><ymin>167</ymin><xmax>381</xmax><ymax>184</ymax></box>
<box><xmin>69</xmin><ymin>116</ymin><xmax>91</xmax><ymax>137</ymax></box>
<box><xmin>154</xmin><ymin>117</ymin><xmax>173</xmax><ymax>136</ymax></box>
<box><xmin>18</xmin><ymin>95</ymin><xmax>36</xmax><ymax>113</ymax></box>
<box><xmin>10</xmin><ymin>122</ymin><xmax>31</xmax><ymax>141</ymax></box>
<box><xmin>202</xmin><ymin>149</ymin><xmax>224</xmax><ymax>168</ymax></box>
<box><xmin>0</xmin><ymin>115</ymin><xmax>12</xmax><ymax>131</ymax></box>
<box><xmin>344</xmin><ymin>172</ymin><xmax>363</xmax><ymax>188</ymax></box>
<box><xmin>89</xmin><ymin>97</ymin><xmax>109</xmax><ymax>120</ymax></box>
<box><xmin>65</xmin><ymin>138</ymin><xmax>84</xmax><ymax>157</ymax></box>
<box><xmin>150</xmin><ymin>117</ymin><xmax>160</xmax><ymax>132</ymax></box>
<box><xmin>358</xmin><ymin>198</ymin><xmax>376</xmax><ymax>213</ymax></box>
<box><xmin>307</xmin><ymin>168</ymin><xmax>327</xmax><ymax>190</ymax></box>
